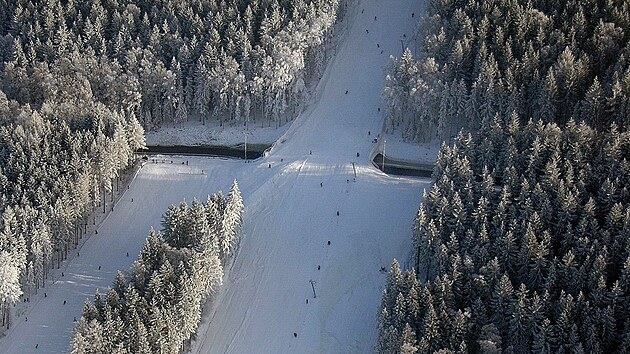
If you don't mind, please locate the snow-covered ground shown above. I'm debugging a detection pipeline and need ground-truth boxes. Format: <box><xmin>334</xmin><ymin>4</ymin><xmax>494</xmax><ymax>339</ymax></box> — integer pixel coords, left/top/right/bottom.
<box><xmin>194</xmin><ymin>0</ymin><xmax>428</xmax><ymax>352</ymax></box>
<box><xmin>0</xmin><ymin>0</ymin><xmax>431</xmax><ymax>352</ymax></box>
<box><xmin>374</xmin><ymin>133</ymin><xmax>440</xmax><ymax>165</ymax></box>
<box><xmin>145</xmin><ymin>119</ymin><xmax>290</xmax><ymax>147</ymax></box>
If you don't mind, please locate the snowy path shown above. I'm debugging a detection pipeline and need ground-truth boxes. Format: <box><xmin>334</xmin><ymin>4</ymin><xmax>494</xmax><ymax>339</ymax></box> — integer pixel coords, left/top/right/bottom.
<box><xmin>0</xmin><ymin>0</ymin><xmax>428</xmax><ymax>352</ymax></box>
<box><xmin>194</xmin><ymin>0</ymin><xmax>427</xmax><ymax>352</ymax></box>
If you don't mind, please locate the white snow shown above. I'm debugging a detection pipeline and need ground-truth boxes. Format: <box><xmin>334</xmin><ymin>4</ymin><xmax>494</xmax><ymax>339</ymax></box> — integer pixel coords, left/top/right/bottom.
<box><xmin>145</xmin><ymin>119</ymin><xmax>290</xmax><ymax>147</ymax></box>
<box><xmin>377</xmin><ymin>133</ymin><xmax>441</xmax><ymax>165</ymax></box>
<box><xmin>0</xmin><ymin>0</ymin><xmax>432</xmax><ymax>352</ymax></box>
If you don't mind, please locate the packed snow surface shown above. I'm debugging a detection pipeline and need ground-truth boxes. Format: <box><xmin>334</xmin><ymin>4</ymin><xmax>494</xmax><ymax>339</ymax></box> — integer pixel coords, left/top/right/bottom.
<box><xmin>0</xmin><ymin>0</ymin><xmax>430</xmax><ymax>352</ymax></box>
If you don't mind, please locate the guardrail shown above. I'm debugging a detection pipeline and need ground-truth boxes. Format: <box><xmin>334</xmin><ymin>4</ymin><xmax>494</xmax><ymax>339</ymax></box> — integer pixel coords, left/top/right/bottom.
<box><xmin>137</xmin><ymin>144</ymin><xmax>271</xmax><ymax>160</ymax></box>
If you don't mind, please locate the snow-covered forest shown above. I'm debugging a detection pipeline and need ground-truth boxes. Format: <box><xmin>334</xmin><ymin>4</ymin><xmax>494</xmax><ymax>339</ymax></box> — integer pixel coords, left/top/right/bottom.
<box><xmin>1</xmin><ymin>0</ymin><xmax>342</xmax><ymax>129</ymax></box>
<box><xmin>0</xmin><ymin>0</ymin><xmax>342</xmax><ymax>334</ymax></box>
<box><xmin>378</xmin><ymin>0</ymin><xmax>630</xmax><ymax>352</ymax></box>
<box><xmin>378</xmin><ymin>120</ymin><xmax>630</xmax><ymax>353</ymax></box>
<box><xmin>384</xmin><ymin>0</ymin><xmax>630</xmax><ymax>142</ymax></box>
<box><xmin>72</xmin><ymin>180</ymin><xmax>243</xmax><ymax>353</ymax></box>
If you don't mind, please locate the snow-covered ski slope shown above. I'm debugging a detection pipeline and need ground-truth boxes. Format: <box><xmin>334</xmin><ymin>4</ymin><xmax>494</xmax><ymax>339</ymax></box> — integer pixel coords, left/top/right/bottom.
<box><xmin>194</xmin><ymin>0</ymin><xmax>427</xmax><ymax>353</ymax></box>
<box><xmin>0</xmin><ymin>0</ymin><xmax>427</xmax><ymax>352</ymax></box>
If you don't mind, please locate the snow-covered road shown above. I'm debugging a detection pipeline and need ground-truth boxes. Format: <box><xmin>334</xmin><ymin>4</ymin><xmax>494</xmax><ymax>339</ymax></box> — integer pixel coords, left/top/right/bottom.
<box><xmin>0</xmin><ymin>0</ymin><xmax>428</xmax><ymax>352</ymax></box>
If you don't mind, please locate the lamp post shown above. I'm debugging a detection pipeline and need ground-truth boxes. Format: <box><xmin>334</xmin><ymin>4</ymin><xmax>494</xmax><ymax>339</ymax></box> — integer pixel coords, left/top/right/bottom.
<box><xmin>382</xmin><ymin>139</ymin><xmax>386</xmax><ymax>173</ymax></box>
<box><xmin>243</xmin><ymin>131</ymin><xmax>247</xmax><ymax>162</ymax></box>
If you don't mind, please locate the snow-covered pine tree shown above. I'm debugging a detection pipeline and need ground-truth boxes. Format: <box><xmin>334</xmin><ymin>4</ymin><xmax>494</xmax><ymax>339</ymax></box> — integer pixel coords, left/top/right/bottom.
<box><xmin>221</xmin><ymin>179</ymin><xmax>244</xmax><ymax>259</ymax></box>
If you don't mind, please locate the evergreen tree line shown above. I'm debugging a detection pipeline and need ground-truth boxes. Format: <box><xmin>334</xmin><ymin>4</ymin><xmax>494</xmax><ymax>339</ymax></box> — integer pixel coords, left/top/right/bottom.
<box><xmin>0</xmin><ymin>97</ymin><xmax>145</xmax><ymax>329</ymax></box>
<box><xmin>377</xmin><ymin>118</ymin><xmax>630</xmax><ymax>353</ymax></box>
<box><xmin>71</xmin><ymin>180</ymin><xmax>244</xmax><ymax>353</ymax></box>
<box><xmin>384</xmin><ymin>0</ymin><xmax>630</xmax><ymax>142</ymax></box>
<box><xmin>0</xmin><ymin>0</ymin><xmax>344</xmax><ymax>130</ymax></box>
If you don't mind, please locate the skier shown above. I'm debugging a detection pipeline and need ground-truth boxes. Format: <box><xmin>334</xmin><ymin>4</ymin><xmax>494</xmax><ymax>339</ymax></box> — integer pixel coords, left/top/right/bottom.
<box><xmin>126</xmin><ymin>252</ymin><xmax>129</xmax><ymax>257</ymax></box>
<box><xmin>77</xmin><ymin>252</ymin><xmax>79</xmax><ymax>257</ymax></box>
<box><xmin>73</xmin><ymin>317</ymin><xmax>77</xmax><ymax>322</ymax></box>
<box><xmin>318</xmin><ymin>265</ymin><xmax>321</xmax><ymax>270</ymax></box>
<box><xmin>294</xmin><ymin>332</ymin><xmax>298</xmax><ymax>338</ymax></box>
<box><xmin>95</xmin><ymin>230</ymin><xmax>98</xmax><ymax>234</ymax></box>
<box><xmin>268</xmin><ymin>163</ymin><xmax>271</xmax><ymax>168</ymax></box>
<box><xmin>61</xmin><ymin>272</ymin><xmax>64</xmax><ymax>277</ymax></box>
<box><xmin>131</xmin><ymin>198</ymin><xmax>133</xmax><ymax>202</ymax></box>
<box><xmin>357</xmin><ymin>152</ymin><xmax>360</xmax><ymax>157</ymax></box>
<box><xmin>306</xmin><ymin>299</ymin><xmax>309</xmax><ymax>304</ymax></box>
<box><xmin>377</xmin><ymin>44</ymin><xmax>379</xmax><ymax>48</ymax></box>
<box><xmin>320</xmin><ymin>182</ymin><xmax>323</xmax><ymax>188</ymax></box>
<box><xmin>412</xmin><ymin>12</ymin><xmax>415</xmax><ymax>17</ymax></box>
<box><xmin>337</xmin><ymin>211</ymin><xmax>339</xmax><ymax>216</ymax></box>
<box><xmin>98</xmin><ymin>265</ymin><xmax>101</xmax><ymax>270</ymax></box>
<box><xmin>36</xmin><ymin>344</ymin><xmax>38</xmax><ymax>349</ymax></box>
<box><xmin>328</xmin><ymin>240</ymin><xmax>331</xmax><ymax>245</ymax></box>
<box><xmin>368</xmin><ymin>130</ymin><xmax>371</xmax><ymax>136</ymax></box>
<box><xmin>366</xmin><ymin>29</ymin><xmax>369</xmax><ymax>34</ymax></box>
<box><xmin>345</xmin><ymin>90</ymin><xmax>348</xmax><ymax>94</ymax></box>
<box><xmin>374</xmin><ymin>16</ymin><xmax>377</xmax><ymax>21</ymax></box>
<box><xmin>44</xmin><ymin>293</ymin><xmax>47</xmax><ymax>298</ymax></box>
<box><xmin>63</xmin><ymin>300</ymin><xmax>66</xmax><ymax>305</ymax></box>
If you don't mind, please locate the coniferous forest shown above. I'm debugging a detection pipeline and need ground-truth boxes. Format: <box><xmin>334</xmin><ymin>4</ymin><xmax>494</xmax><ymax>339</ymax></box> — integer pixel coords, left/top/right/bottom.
<box><xmin>383</xmin><ymin>0</ymin><xmax>630</xmax><ymax>142</ymax></box>
<box><xmin>0</xmin><ymin>0</ymin><xmax>342</xmax><ymax>332</ymax></box>
<box><xmin>378</xmin><ymin>0</ymin><xmax>630</xmax><ymax>353</ymax></box>
<box><xmin>1</xmin><ymin>0</ymin><xmax>630</xmax><ymax>351</ymax></box>
<box><xmin>72</xmin><ymin>180</ymin><xmax>243</xmax><ymax>353</ymax></box>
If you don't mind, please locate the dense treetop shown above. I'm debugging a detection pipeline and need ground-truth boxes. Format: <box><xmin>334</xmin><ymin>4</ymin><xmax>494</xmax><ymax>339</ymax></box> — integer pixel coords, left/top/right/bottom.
<box><xmin>379</xmin><ymin>119</ymin><xmax>630</xmax><ymax>353</ymax></box>
<box><xmin>384</xmin><ymin>0</ymin><xmax>630</xmax><ymax>142</ymax></box>
<box><xmin>72</xmin><ymin>181</ymin><xmax>244</xmax><ymax>353</ymax></box>
<box><xmin>1</xmin><ymin>0</ymin><xmax>341</xmax><ymax>129</ymax></box>
<box><xmin>378</xmin><ymin>0</ymin><xmax>630</xmax><ymax>352</ymax></box>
